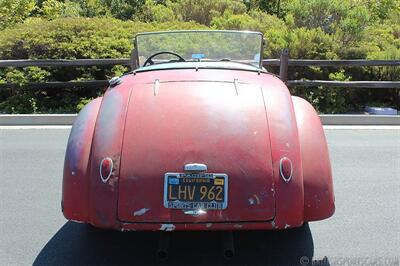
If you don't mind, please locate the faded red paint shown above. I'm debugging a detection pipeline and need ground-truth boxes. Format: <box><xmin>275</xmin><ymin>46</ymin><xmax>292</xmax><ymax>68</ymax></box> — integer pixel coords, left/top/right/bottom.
<box><xmin>62</xmin><ymin>67</ymin><xmax>335</xmax><ymax>231</ymax></box>
<box><xmin>292</xmin><ymin>96</ymin><xmax>335</xmax><ymax>221</ymax></box>
<box><xmin>62</xmin><ymin>97</ymin><xmax>102</xmax><ymax>222</ymax></box>
<box><xmin>118</xmin><ymin>81</ymin><xmax>275</xmax><ymax>223</ymax></box>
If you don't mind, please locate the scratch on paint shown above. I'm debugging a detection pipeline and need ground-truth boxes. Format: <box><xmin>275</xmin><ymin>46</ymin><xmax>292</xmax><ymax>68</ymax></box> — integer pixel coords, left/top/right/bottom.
<box><xmin>133</xmin><ymin>208</ymin><xmax>150</xmax><ymax>216</ymax></box>
<box><xmin>160</xmin><ymin>224</ymin><xmax>175</xmax><ymax>231</ymax></box>
<box><xmin>234</xmin><ymin>224</ymin><xmax>243</xmax><ymax>229</ymax></box>
<box><xmin>284</xmin><ymin>224</ymin><xmax>290</xmax><ymax>229</ymax></box>
<box><xmin>70</xmin><ymin>219</ymin><xmax>84</xmax><ymax>224</ymax></box>
<box><xmin>248</xmin><ymin>198</ymin><xmax>255</xmax><ymax>205</ymax></box>
<box><xmin>120</xmin><ymin>227</ymin><xmax>136</xmax><ymax>232</ymax></box>
<box><xmin>206</xmin><ymin>223</ymin><xmax>213</xmax><ymax>228</ymax></box>
<box><xmin>271</xmin><ymin>221</ymin><xmax>276</xmax><ymax>229</ymax></box>
<box><xmin>248</xmin><ymin>194</ymin><xmax>261</xmax><ymax>205</ymax></box>
<box><xmin>238</xmin><ymin>166</ymin><xmax>247</xmax><ymax>177</ymax></box>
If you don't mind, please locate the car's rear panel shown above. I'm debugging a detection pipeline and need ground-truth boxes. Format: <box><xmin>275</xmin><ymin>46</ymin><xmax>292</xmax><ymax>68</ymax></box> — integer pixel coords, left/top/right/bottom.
<box><xmin>117</xmin><ymin>81</ymin><xmax>275</xmax><ymax>223</ymax></box>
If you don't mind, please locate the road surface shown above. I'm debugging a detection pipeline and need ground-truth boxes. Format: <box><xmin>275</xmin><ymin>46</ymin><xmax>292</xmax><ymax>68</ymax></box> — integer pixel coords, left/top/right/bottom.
<box><xmin>0</xmin><ymin>127</ymin><xmax>399</xmax><ymax>265</ymax></box>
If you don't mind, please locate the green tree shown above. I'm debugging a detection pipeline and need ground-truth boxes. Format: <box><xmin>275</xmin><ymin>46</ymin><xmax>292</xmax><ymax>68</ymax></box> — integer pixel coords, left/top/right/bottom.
<box><xmin>0</xmin><ymin>0</ymin><xmax>36</xmax><ymax>29</ymax></box>
<box><xmin>140</xmin><ymin>0</ymin><xmax>176</xmax><ymax>22</ymax></box>
<box><xmin>243</xmin><ymin>0</ymin><xmax>286</xmax><ymax>17</ymax></box>
<box><xmin>172</xmin><ymin>0</ymin><xmax>247</xmax><ymax>25</ymax></box>
<box><xmin>362</xmin><ymin>0</ymin><xmax>400</xmax><ymax>21</ymax></box>
<box><xmin>102</xmin><ymin>0</ymin><xmax>145</xmax><ymax>20</ymax></box>
<box><xmin>40</xmin><ymin>0</ymin><xmax>81</xmax><ymax>19</ymax></box>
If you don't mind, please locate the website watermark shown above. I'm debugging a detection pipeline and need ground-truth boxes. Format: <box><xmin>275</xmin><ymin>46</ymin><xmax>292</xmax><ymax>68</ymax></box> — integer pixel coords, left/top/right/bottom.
<box><xmin>300</xmin><ymin>256</ymin><xmax>399</xmax><ymax>266</ymax></box>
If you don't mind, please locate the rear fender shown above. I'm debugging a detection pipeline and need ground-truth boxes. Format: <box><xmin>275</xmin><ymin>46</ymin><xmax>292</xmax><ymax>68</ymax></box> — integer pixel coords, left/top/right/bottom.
<box><xmin>62</xmin><ymin>97</ymin><xmax>103</xmax><ymax>222</ymax></box>
<box><xmin>292</xmin><ymin>96</ymin><xmax>335</xmax><ymax>221</ymax></box>
<box><xmin>88</xmin><ymin>82</ymin><xmax>133</xmax><ymax>229</ymax></box>
<box><xmin>261</xmin><ymin>76</ymin><xmax>304</xmax><ymax>229</ymax></box>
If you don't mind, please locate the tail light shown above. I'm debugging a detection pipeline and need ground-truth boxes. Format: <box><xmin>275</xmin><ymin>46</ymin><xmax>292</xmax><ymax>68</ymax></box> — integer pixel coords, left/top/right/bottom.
<box><xmin>280</xmin><ymin>157</ymin><xmax>293</xmax><ymax>183</ymax></box>
<box><xmin>100</xmin><ymin>157</ymin><xmax>113</xmax><ymax>183</ymax></box>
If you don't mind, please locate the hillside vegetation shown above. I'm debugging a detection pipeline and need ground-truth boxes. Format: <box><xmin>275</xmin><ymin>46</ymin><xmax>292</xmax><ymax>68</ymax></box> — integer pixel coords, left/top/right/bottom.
<box><xmin>0</xmin><ymin>0</ymin><xmax>399</xmax><ymax>113</ymax></box>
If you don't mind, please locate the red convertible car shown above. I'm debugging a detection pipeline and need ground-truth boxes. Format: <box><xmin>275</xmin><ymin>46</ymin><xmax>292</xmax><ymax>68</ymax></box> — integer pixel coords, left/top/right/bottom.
<box><xmin>62</xmin><ymin>30</ymin><xmax>334</xmax><ymax>234</ymax></box>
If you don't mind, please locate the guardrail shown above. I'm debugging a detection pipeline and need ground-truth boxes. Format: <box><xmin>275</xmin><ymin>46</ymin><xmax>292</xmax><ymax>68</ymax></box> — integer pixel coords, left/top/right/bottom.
<box><xmin>1</xmin><ymin>114</ymin><xmax>399</xmax><ymax>126</ymax></box>
<box><xmin>276</xmin><ymin>49</ymin><xmax>400</xmax><ymax>88</ymax></box>
<box><xmin>0</xmin><ymin>51</ymin><xmax>399</xmax><ymax>89</ymax></box>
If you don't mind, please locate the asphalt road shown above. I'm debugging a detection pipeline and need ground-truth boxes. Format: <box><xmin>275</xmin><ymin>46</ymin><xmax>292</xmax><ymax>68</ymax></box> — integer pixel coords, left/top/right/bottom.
<box><xmin>0</xmin><ymin>127</ymin><xmax>399</xmax><ymax>266</ymax></box>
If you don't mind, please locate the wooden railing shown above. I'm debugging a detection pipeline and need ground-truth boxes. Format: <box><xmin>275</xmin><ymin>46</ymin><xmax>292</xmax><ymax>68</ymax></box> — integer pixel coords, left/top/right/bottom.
<box><xmin>0</xmin><ymin>52</ymin><xmax>399</xmax><ymax>89</ymax></box>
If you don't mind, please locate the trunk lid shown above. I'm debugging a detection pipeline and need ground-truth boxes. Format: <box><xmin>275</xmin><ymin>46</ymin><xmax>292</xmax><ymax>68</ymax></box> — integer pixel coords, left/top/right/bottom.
<box><xmin>118</xmin><ymin>80</ymin><xmax>275</xmax><ymax>223</ymax></box>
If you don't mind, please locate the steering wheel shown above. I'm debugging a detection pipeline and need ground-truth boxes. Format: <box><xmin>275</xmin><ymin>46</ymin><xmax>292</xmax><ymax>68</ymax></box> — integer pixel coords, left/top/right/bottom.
<box><xmin>143</xmin><ymin>51</ymin><xmax>185</xmax><ymax>66</ymax></box>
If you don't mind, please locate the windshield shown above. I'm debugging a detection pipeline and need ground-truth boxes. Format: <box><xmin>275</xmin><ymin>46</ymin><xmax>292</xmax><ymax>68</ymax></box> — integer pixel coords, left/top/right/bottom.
<box><xmin>134</xmin><ymin>31</ymin><xmax>263</xmax><ymax>68</ymax></box>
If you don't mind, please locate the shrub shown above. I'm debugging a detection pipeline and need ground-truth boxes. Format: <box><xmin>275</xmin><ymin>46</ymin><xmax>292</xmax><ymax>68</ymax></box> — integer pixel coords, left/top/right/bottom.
<box><xmin>0</xmin><ymin>1</ymin><xmax>399</xmax><ymax>114</ymax></box>
<box><xmin>0</xmin><ymin>18</ymin><xmax>206</xmax><ymax>113</ymax></box>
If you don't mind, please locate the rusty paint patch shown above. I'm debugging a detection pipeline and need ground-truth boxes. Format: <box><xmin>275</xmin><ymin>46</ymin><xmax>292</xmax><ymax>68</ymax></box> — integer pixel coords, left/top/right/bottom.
<box><xmin>108</xmin><ymin>177</ymin><xmax>119</xmax><ymax>192</ymax></box>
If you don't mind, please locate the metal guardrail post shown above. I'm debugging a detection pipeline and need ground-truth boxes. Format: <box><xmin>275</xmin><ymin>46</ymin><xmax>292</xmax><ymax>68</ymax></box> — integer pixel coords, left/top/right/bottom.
<box><xmin>279</xmin><ymin>49</ymin><xmax>289</xmax><ymax>83</ymax></box>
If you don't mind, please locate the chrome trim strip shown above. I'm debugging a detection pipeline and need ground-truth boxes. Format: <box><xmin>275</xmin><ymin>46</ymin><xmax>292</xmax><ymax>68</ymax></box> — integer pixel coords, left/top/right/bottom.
<box><xmin>184</xmin><ymin>163</ymin><xmax>207</xmax><ymax>172</ymax></box>
<box><xmin>153</xmin><ymin>79</ymin><xmax>160</xmax><ymax>96</ymax></box>
<box><xmin>183</xmin><ymin>209</ymin><xmax>207</xmax><ymax>217</ymax></box>
<box><xmin>233</xmin><ymin>78</ymin><xmax>239</xmax><ymax>95</ymax></box>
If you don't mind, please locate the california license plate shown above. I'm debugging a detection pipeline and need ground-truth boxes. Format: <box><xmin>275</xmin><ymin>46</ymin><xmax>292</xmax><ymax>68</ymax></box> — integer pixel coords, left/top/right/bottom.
<box><xmin>163</xmin><ymin>173</ymin><xmax>228</xmax><ymax>209</ymax></box>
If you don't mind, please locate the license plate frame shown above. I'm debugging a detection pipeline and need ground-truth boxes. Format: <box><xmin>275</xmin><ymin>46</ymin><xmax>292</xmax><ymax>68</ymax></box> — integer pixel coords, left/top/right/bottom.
<box><xmin>163</xmin><ymin>173</ymin><xmax>228</xmax><ymax>210</ymax></box>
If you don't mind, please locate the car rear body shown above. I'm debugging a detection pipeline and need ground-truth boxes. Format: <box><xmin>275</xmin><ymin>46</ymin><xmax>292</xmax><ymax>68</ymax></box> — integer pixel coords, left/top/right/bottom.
<box><xmin>62</xmin><ymin>32</ymin><xmax>335</xmax><ymax>232</ymax></box>
<box><xmin>118</xmin><ymin>76</ymin><xmax>276</xmax><ymax>224</ymax></box>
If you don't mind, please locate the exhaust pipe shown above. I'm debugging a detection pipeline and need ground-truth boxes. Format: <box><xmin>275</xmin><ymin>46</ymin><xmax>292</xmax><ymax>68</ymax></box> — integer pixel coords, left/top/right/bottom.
<box><xmin>157</xmin><ymin>232</ymin><xmax>170</xmax><ymax>260</ymax></box>
<box><xmin>222</xmin><ymin>231</ymin><xmax>235</xmax><ymax>259</ymax></box>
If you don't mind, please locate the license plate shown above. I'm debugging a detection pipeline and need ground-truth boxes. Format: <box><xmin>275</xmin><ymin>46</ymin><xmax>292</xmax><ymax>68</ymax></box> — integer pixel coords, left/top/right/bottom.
<box><xmin>163</xmin><ymin>173</ymin><xmax>228</xmax><ymax>210</ymax></box>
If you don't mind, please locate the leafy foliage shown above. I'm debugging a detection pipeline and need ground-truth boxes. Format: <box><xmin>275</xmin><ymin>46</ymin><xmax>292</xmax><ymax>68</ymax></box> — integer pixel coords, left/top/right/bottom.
<box><xmin>0</xmin><ymin>18</ymin><xmax>205</xmax><ymax>113</ymax></box>
<box><xmin>0</xmin><ymin>0</ymin><xmax>36</xmax><ymax>29</ymax></box>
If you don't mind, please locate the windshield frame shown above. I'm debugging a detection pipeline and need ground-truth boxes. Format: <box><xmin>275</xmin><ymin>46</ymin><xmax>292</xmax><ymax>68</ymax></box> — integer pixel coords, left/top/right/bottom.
<box><xmin>133</xmin><ymin>30</ymin><xmax>264</xmax><ymax>69</ymax></box>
